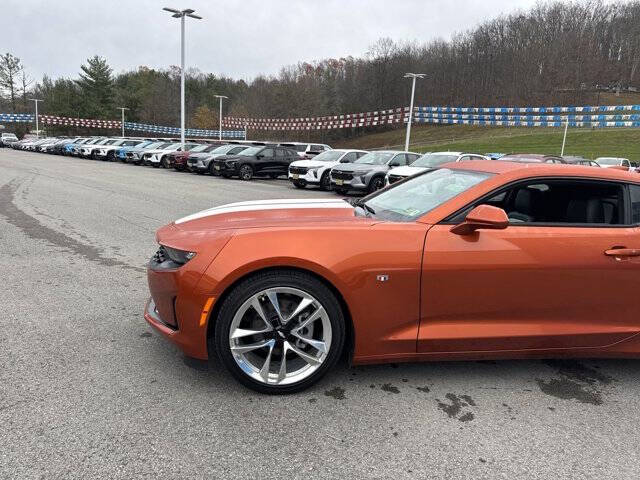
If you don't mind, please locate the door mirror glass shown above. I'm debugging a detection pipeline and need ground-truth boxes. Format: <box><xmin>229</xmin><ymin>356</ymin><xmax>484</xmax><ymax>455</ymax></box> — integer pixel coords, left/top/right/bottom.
<box><xmin>450</xmin><ymin>205</ymin><xmax>509</xmax><ymax>235</ymax></box>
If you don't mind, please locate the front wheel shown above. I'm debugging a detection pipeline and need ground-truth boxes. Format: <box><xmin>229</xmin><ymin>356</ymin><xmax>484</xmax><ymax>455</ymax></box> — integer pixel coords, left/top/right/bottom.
<box><xmin>368</xmin><ymin>176</ymin><xmax>385</xmax><ymax>193</ymax></box>
<box><xmin>214</xmin><ymin>270</ymin><xmax>345</xmax><ymax>394</ymax></box>
<box><xmin>320</xmin><ymin>171</ymin><xmax>332</xmax><ymax>191</ymax></box>
<box><xmin>161</xmin><ymin>157</ymin><xmax>169</xmax><ymax>169</ymax></box>
<box><xmin>239</xmin><ymin>164</ymin><xmax>253</xmax><ymax>181</ymax></box>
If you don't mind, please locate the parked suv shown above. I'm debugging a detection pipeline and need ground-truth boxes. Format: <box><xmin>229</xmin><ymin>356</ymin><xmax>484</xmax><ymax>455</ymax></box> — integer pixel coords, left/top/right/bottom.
<box><xmin>212</xmin><ymin>145</ymin><xmax>299</xmax><ymax>180</ymax></box>
<box><xmin>1</xmin><ymin>132</ymin><xmax>19</xmax><ymax>147</ymax></box>
<box><xmin>386</xmin><ymin>152</ymin><xmax>489</xmax><ymax>185</ymax></box>
<box><xmin>169</xmin><ymin>144</ymin><xmax>221</xmax><ymax>171</ymax></box>
<box><xmin>279</xmin><ymin>142</ymin><xmax>332</xmax><ymax>159</ymax></box>
<box><xmin>595</xmin><ymin>157</ymin><xmax>631</xmax><ymax>168</ymax></box>
<box><xmin>288</xmin><ymin>149</ymin><xmax>367</xmax><ymax>190</ymax></box>
<box><xmin>187</xmin><ymin>144</ymin><xmax>250</xmax><ymax>174</ymax></box>
<box><xmin>330</xmin><ymin>150</ymin><xmax>420</xmax><ymax>194</ymax></box>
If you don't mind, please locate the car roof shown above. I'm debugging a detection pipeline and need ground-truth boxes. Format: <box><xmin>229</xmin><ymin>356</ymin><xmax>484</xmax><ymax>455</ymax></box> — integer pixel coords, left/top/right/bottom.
<box><xmin>429</xmin><ymin>151</ymin><xmax>464</xmax><ymax>155</ymax></box>
<box><xmin>445</xmin><ymin>160</ymin><xmax>640</xmax><ymax>182</ymax></box>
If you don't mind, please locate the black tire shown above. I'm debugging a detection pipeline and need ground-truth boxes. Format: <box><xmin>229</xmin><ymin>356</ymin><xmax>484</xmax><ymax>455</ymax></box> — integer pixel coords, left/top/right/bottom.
<box><xmin>239</xmin><ymin>164</ymin><xmax>253</xmax><ymax>181</ymax></box>
<box><xmin>107</xmin><ymin>151</ymin><xmax>115</xmax><ymax>162</ymax></box>
<box><xmin>161</xmin><ymin>157</ymin><xmax>169</xmax><ymax>169</ymax></box>
<box><xmin>369</xmin><ymin>176</ymin><xmax>385</xmax><ymax>193</ymax></box>
<box><xmin>208</xmin><ymin>162</ymin><xmax>217</xmax><ymax>176</ymax></box>
<box><xmin>293</xmin><ymin>180</ymin><xmax>305</xmax><ymax>189</ymax></box>
<box><xmin>213</xmin><ymin>269</ymin><xmax>345</xmax><ymax>394</ymax></box>
<box><xmin>320</xmin><ymin>171</ymin><xmax>332</xmax><ymax>191</ymax></box>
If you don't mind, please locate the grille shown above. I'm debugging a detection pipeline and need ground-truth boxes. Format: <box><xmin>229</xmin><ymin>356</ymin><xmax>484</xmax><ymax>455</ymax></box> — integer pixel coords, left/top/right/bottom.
<box><xmin>289</xmin><ymin>166</ymin><xmax>308</xmax><ymax>174</ymax></box>
<box><xmin>388</xmin><ymin>174</ymin><xmax>405</xmax><ymax>184</ymax></box>
<box><xmin>331</xmin><ymin>170</ymin><xmax>353</xmax><ymax>180</ymax></box>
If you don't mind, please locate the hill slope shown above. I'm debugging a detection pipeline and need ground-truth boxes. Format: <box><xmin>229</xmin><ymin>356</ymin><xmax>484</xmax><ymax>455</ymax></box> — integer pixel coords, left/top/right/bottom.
<box><xmin>334</xmin><ymin>124</ymin><xmax>640</xmax><ymax>160</ymax></box>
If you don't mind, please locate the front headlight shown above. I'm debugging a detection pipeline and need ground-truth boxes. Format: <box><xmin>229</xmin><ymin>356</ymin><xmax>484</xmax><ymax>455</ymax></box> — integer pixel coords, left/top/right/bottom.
<box><xmin>150</xmin><ymin>245</ymin><xmax>196</xmax><ymax>269</ymax></box>
<box><xmin>352</xmin><ymin>170</ymin><xmax>369</xmax><ymax>176</ymax></box>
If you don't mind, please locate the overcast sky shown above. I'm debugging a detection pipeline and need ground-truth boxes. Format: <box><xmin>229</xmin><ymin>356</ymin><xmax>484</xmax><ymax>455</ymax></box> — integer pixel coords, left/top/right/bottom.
<box><xmin>3</xmin><ymin>0</ymin><xmax>547</xmax><ymax>83</ymax></box>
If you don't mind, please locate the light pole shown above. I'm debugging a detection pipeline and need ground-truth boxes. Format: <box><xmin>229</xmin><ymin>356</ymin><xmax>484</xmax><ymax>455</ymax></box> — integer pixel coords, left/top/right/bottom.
<box><xmin>561</xmin><ymin>118</ymin><xmax>569</xmax><ymax>156</ymax></box>
<box><xmin>214</xmin><ymin>95</ymin><xmax>228</xmax><ymax>141</ymax></box>
<box><xmin>403</xmin><ymin>73</ymin><xmax>426</xmax><ymax>151</ymax></box>
<box><xmin>29</xmin><ymin>98</ymin><xmax>43</xmax><ymax>138</ymax></box>
<box><xmin>117</xmin><ymin>107</ymin><xmax>129</xmax><ymax>137</ymax></box>
<box><xmin>163</xmin><ymin>7</ymin><xmax>202</xmax><ymax>149</ymax></box>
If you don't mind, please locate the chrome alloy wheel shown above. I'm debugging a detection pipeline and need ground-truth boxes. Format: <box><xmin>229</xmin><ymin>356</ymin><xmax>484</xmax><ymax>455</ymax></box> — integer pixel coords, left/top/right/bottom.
<box><xmin>228</xmin><ymin>287</ymin><xmax>332</xmax><ymax>386</ymax></box>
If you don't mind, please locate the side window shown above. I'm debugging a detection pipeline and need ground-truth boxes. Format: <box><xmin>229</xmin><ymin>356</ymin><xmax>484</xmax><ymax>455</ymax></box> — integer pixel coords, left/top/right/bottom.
<box><xmin>450</xmin><ymin>180</ymin><xmax>625</xmax><ymax>226</ymax></box>
<box><xmin>630</xmin><ymin>185</ymin><xmax>640</xmax><ymax>225</ymax></box>
<box><xmin>342</xmin><ymin>152</ymin><xmax>357</xmax><ymax>162</ymax></box>
<box><xmin>311</xmin><ymin>145</ymin><xmax>323</xmax><ymax>151</ymax></box>
<box><xmin>261</xmin><ymin>148</ymin><xmax>275</xmax><ymax>158</ymax></box>
<box><xmin>356</xmin><ymin>152</ymin><xmax>367</xmax><ymax>159</ymax></box>
<box><xmin>622</xmin><ymin>159</ymin><xmax>630</xmax><ymax>167</ymax></box>
<box><xmin>276</xmin><ymin>148</ymin><xmax>285</xmax><ymax>157</ymax></box>
<box><xmin>407</xmin><ymin>154</ymin><xmax>420</xmax><ymax>164</ymax></box>
<box><xmin>230</xmin><ymin>147</ymin><xmax>244</xmax><ymax>154</ymax></box>
<box><xmin>389</xmin><ymin>154</ymin><xmax>406</xmax><ymax>167</ymax></box>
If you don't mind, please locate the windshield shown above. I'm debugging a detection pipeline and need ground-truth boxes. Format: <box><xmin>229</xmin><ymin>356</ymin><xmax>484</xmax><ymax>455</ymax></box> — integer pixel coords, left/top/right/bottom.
<box><xmin>355</xmin><ymin>152</ymin><xmax>394</xmax><ymax>165</ymax></box>
<box><xmin>311</xmin><ymin>150</ymin><xmax>345</xmax><ymax>162</ymax></box>
<box><xmin>413</xmin><ymin>153</ymin><xmax>459</xmax><ymax>168</ymax></box>
<box><xmin>213</xmin><ymin>144</ymin><xmax>239</xmax><ymax>154</ymax></box>
<box><xmin>239</xmin><ymin>146</ymin><xmax>262</xmax><ymax>156</ymax></box>
<box><xmin>189</xmin><ymin>144</ymin><xmax>209</xmax><ymax>153</ymax></box>
<box><xmin>364</xmin><ymin>168</ymin><xmax>493</xmax><ymax>221</ymax></box>
<box><xmin>596</xmin><ymin>157</ymin><xmax>620</xmax><ymax>165</ymax></box>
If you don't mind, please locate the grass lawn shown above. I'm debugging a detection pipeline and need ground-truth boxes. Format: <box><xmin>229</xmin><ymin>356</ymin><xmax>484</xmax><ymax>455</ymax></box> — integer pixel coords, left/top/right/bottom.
<box><xmin>335</xmin><ymin>124</ymin><xmax>640</xmax><ymax>161</ymax></box>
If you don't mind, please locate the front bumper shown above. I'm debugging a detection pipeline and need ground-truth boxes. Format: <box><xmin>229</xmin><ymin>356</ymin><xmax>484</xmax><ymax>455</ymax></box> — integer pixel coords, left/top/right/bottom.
<box><xmin>187</xmin><ymin>159</ymin><xmax>210</xmax><ymax>172</ymax></box>
<box><xmin>145</xmin><ymin>266</ymin><xmax>212</xmax><ymax>360</ymax></box>
<box><xmin>212</xmin><ymin>162</ymin><xmax>238</xmax><ymax>175</ymax></box>
<box><xmin>330</xmin><ymin>173</ymin><xmax>368</xmax><ymax>190</ymax></box>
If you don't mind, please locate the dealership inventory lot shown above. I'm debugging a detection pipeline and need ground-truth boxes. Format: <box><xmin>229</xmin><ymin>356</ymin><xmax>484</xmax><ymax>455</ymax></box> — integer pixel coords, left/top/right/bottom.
<box><xmin>2</xmin><ymin>150</ymin><xmax>640</xmax><ymax>479</ymax></box>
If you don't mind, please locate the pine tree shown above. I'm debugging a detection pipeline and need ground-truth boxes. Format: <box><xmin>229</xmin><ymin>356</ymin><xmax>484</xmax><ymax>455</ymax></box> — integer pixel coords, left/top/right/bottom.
<box><xmin>75</xmin><ymin>56</ymin><xmax>115</xmax><ymax>119</ymax></box>
<box><xmin>0</xmin><ymin>53</ymin><xmax>23</xmax><ymax>112</ymax></box>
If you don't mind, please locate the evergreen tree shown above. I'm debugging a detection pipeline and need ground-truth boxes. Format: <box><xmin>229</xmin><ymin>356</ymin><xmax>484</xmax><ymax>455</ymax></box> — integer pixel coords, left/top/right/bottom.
<box><xmin>75</xmin><ymin>56</ymin><xmax>114</xmax><ymax>118</ymax></box>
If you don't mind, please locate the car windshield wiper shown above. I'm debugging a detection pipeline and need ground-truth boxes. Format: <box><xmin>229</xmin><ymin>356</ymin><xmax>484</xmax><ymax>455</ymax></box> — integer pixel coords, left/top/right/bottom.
<box><xmin>351</xmin><ymin>199</ymin><xmax>376</xmax><ymax>217</ymax></box>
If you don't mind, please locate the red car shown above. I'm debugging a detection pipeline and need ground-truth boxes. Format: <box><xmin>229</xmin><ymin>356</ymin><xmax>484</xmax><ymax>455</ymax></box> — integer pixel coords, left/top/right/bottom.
<box><xmin>145</xmin><ymin>161</ymin><xmax>640</xmax><ymax>393</ymax></box>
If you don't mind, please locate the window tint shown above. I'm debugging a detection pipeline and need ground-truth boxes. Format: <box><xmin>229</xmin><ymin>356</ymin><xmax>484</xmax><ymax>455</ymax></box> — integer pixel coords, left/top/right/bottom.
<box><xmin>311</xmin><ymin>145</ymin><xmax>323</xmax><ymax>151</ymax></box>
<box><xmin>261</xmin><ymin>148</ymin><xmax>275</xmax><ymax>158</ymax></box>
<box><xmin>356</xmin><ymin>152</ymin><xmax>367</xmax><ymax>158</ymax></box>
<box><xmin>389</xmin><ymin>154</ymin><xmax>406</xmax><ymax>166</ymax></box>
<box><xmin>276</xmin><ymin>148</ymin><xmax>285</xmax><ymax>157</ymax></box>
<box><xmin>342</xmin><ymin>152</ymin><xmax>357</xmax><ymax>162</ymax></box>
<box><xmin>630</xmin><ymin>185</ymin><xmax>640</xmax><ymax>225</ymax></box>
<box><xmin>452</xmin><ymin>180</ymin><xmax>625</xmax><ymax>226</ymax></box>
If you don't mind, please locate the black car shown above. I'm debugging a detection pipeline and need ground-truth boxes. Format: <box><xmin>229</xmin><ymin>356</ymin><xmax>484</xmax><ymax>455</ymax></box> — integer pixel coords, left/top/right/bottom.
<box><xmin>212</xmin><ymin>146</ymin><xmax>299</xmax><ymax>180</ymax></box>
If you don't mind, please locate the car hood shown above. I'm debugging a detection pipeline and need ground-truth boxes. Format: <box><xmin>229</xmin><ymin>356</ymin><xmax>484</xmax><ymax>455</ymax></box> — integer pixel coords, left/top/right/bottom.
<box><xmin>388</xmin><ymin>166</ymin><xmax>429</xmax><ymax>176</ymax></box>
<box><xmin>290</xmin><ymin>160</ymin><xmax>337</xmax><ymax>169</ymax></box>
<box><xmin>156</xmin><ymin>199</ymin><xmax>368</xmax><ymax>249</ymax></box>
<box><xmin>332</xmin><ymin>163</ymin><xmax>387</xmax><ymax>173</ymax></box>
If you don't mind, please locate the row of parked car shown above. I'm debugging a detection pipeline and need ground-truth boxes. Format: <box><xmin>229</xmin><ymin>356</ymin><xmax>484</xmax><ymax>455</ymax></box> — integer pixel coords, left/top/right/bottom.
<box><xmin>3</xmin><ymin>133</ymin><xmax>638</xmax><ymax>195</ymax></box>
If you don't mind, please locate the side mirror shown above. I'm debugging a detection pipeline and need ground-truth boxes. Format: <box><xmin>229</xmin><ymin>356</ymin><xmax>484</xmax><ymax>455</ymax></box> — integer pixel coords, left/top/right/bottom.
<box><xmin>450</xmin><ymin>205</ymin><xmax>509</xmax><ymax>235</ymax></box>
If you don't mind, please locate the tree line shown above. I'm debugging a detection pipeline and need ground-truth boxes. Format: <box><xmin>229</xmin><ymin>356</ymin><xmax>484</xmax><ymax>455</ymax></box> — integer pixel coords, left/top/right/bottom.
<box><xmin>1</xmin><ymin>0</ymin><xmax>640</xmax><ymax>140</ymax></box>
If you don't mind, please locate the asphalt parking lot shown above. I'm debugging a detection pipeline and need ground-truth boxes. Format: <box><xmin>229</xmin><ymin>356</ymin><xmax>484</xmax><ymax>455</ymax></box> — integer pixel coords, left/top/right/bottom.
<box><xmin>2</xmin><ymin>149</ymin><xmax>640</xmax><ymax>479</ymax></box>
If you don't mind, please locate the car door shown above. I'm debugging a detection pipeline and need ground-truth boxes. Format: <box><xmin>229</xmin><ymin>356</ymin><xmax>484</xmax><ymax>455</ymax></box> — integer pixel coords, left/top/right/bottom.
<box><xmin>418</xmin><ymin>178</ymin><xmax>640</xmax><ymax>354</ymax></box>
<box><xmin>256</xmin><ymin>147</ymin><xmax>275</xmax><ymax>174</ymax></box>
<box><xmin>274</xmin><ymin>148</ymin><xmax>288</xmax><ymax>173</ymax></box>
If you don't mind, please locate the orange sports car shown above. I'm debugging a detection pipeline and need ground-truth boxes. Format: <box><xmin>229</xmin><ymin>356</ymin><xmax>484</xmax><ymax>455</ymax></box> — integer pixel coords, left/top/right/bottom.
<box><xmin>145</xmin><ymin>161</ymin><xmax>640</xmax><ymax>393</ymax></box>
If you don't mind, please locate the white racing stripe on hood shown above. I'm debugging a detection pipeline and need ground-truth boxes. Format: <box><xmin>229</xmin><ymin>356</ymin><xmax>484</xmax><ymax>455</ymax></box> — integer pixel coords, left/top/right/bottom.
<box><xmin>175</xmin><ymin>198</ymin><xmax>352</xmax><ymax>224</ymax></box>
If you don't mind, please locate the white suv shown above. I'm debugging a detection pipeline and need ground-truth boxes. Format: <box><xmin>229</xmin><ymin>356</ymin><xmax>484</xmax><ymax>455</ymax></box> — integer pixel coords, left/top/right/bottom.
<box><xmin>595</xmin><ymin>157</ymin><xmax>631</xmax><ymax>168</ymax></box>
<box><xmin>142</xmin><ymin>142</ymin><xmax>200</xmax><ymax>167</ymax></box>
<box><xmin>279</xmin><ymin>142</ymin><xmax>332</xmax><ymax>159</ymax></box>
<box><xmin>1</xmin><ymin>132</ymin><xmax>19</xmax><ymax>147</ymax></box>
<box><xmin>288</xmin><ymin>149</ymin><xmax>367</xmax><ymax>190</ymax></box>
<box><xmin>386</xmin><ymin>151</ymin><xmax>489</xmax><ymax>185</ymax></box>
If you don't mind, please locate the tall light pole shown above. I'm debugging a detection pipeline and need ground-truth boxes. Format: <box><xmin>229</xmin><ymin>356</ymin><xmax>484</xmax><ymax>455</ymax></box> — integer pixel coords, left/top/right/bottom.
<box><xmin>403</xmin><ymin>73</ymin><xmax>426</xmax><ymax>151</ymax></box>
<box><xmin>117</xmin><ymin>107</ymin><xmax>129</xmax><ymax>137</ymax></box>
<box><xmin>29</xmin><ymin>98</ymin><xmax>43</xmax><ymax>138</ymax></box>
<box><xmin>163</xmin><ymin>7</ymin><xmax>202</xmax><ymax>149</ymax></box>
<box><xmin>214</xmin><ymin>95</ymin><xmax>228</xmax><ymax>141</ymax></box>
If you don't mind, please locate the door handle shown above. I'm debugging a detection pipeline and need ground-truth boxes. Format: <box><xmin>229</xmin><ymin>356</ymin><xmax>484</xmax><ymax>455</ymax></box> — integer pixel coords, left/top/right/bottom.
<box><xmin>604</xmin><ymin>248</ymin><xmax>640</xmax><ymax>257</ymax></box>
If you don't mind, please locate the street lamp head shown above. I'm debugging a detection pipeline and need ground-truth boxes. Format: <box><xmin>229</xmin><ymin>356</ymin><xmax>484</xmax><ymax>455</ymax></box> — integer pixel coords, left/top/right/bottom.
<box><xmin>404</xmin><ymin>73</ymin><xmax>427</xmax><ymax>79</ymax></box>
<box><xmin>214</xmin><ymin>95</ymin><xmax>229</xmax><ymax>99</ymax></box>
<box><xmin>163</xmin><ymin>7</ymin><xmax>202</xmax><ymax>19</ymax></box>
